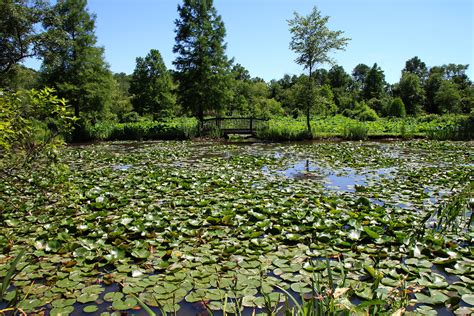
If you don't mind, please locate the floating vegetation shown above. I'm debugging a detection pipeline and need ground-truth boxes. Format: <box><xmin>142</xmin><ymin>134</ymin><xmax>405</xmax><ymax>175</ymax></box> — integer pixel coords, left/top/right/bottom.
<box><xmin>0</xmin><ymin>140</ymin><xmax>473</xmax><ymax>315</ymax></box>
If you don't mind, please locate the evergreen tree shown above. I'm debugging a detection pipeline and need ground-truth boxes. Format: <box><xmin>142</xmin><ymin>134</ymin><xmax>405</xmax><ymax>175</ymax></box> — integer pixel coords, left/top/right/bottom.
<box><xmin>351</xmin><ymin>63</ymin><xmax>370</xmax><ymax>92</ymax></box>
<box><xmin>129</xmin><ymin>49</ymin><xmax>177</xmax><ymax>119</ymax></box>
<box><xmin>40</xmin><ymin>0</ymin><xmax>115</xmax><ymax>121</ymax></box>
<box><xmin>403</xmin><ymin>56</ymin><xmax>428</xmax><ymax>83</ymax></box>
<box><xmin>363</xmin><ymin>63</ymin><xmax>385</xmax><ymax>100</ymax></box>
<box><xmin>173</xmin><ymin>0</ymin><xmax>232</xmax><ymax>121</ymax></box>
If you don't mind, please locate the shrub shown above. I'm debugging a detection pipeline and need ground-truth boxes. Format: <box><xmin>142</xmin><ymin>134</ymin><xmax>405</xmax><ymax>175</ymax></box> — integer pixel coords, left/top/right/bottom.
<box><xmin>0</xmin><ymin>88</ymin><xmax>76</xmax><ymax>167</ymax></box>
<box><xmin>344</xmin><ymin>101</ymin><xmax>379</xmax><ymax>121</ymax></box>
<box><xmin>121</xmin><ymin>111</ymin><xmax>140</xmax><ymax>123</ymax></box>
<box><xmin>387</xmin><ymin>97</ymin><xmax>406</xmax><ymax>118</ymax></box>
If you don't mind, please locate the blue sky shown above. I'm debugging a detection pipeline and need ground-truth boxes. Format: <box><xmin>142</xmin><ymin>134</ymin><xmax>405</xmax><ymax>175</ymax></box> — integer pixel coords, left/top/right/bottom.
<box><xmin>30</xmin><ymin>0</ymin><xmax>473</xmax><ymax>83</ymax></box>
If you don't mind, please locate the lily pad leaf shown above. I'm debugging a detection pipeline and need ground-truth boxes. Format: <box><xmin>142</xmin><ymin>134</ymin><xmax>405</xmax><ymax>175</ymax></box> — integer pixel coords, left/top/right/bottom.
<box><xmin>104</xmin><ymin>292</ymin><xmax>124</xmax><ymax>302</ymax></box>
<box><xmin>50</xmin><ymin>306</ymin><xmax>75</xmax><ymax>316</ymax></box>
<box><xmin>83</xmin><ymin>305</ymin><xmax>99</xmax><ymax>313</ymax></box>
<box><xmin>363</xmin><ymin>226</ymin><xmax>380</xmax><ymax>239</ymax></box>
<box><xmin>131</xmin><ymin>248</ymin><xmax>150</xmax><ymax>259</ymax></box>
<box><xmin>112</xmin><ymin>297</ymin><xmax>138</xmax><ymax>311</ymax></box>
<box><xmin>415</xmin><ymin>290</ymin><xmax>449</xmax><ymax>305</ymax></box>
<box><xmin>77</xmin><ymin>293</ymin><xmax>99</xmax><ymax>304</ymax></box>
<box><xmin>461</xmin><ymin>294</ymin><xmax>474</xmax><ymax>306</ymax></box>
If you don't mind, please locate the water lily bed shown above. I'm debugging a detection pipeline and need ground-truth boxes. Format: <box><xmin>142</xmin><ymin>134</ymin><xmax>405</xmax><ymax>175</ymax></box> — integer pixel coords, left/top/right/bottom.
<box><xmin>0</xmin><ymin>140</ymin><xmax>473</xmax><ymax>315</ymax></box>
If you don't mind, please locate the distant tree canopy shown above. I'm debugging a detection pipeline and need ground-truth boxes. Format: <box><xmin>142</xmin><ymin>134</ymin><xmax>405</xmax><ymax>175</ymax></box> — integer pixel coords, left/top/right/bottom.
<box><xmin>1</xmin><ymin>0</ymin><xmax>473</xmax><ymax>134</ymax></box>
<box><xmin>173</xmin><ymin>0</ymin><xmax>232</xmax><ymax>121</ymax></box>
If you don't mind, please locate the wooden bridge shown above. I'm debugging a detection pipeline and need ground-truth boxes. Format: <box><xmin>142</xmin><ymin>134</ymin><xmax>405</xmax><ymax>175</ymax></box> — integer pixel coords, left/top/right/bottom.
<box><xmin>200</xmin><ymin>117</ymin><xmax>269</xmax><ymax>137</ymax></box>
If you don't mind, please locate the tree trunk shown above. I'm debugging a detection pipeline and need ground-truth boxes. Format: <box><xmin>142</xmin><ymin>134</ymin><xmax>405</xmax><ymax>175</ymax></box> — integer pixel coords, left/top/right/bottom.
<box><xmin>306</xmin><ymin>106</ymin><xmax>311</xmax><ymax>134</ymax></box>
<box><xmin>306</xmin><ymin>65</ymin><xmax>313</xmax><ymax>136</ymax></box>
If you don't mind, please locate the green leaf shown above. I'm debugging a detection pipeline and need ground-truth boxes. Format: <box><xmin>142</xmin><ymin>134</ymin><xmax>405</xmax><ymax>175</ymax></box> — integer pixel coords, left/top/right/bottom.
<box><xmin>77</xmin><ymin>293</ymin><xmax>99</xmax><ymax>304</ymax></box>
<box><xmin>112</xmin><ymin>297</ymin><xmax>138</xmax><ymax>310</ymax></box>
<box><xmin>83</xmin><ymin>305</ymin><xmax>99</xmax><ymax>313</ymax></box>
<box><xmin>363</xmin><ymin>226</ymin><xmax>380</xmax><ymax>239</ymax></box>
<box><xmin>461</xmin><ymin>293</ymin><xmax>474</xmax><ymax>305</ymax></box>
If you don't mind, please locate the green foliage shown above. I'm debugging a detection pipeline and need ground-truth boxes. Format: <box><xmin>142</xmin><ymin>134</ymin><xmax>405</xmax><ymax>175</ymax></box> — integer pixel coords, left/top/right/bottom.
<box><xmin>257</xmin><ymin>119</ymin><xmax>310</xmax><ymax>141</ymax></box>
<box><xmin>435</xmin><ymin>80</ymin><xmax>462</xmax><ymax>114</ymax></box>
<box><xmin>288</xmin><ymin>6</ymin><xmax>349</xmax><ymax>132</ymax></box>
<box><xmin>399</xmin><ymin>72</ymin><xmax>424</xmax><ymax>115</ymax></box>
<box><xmin>40</xmin><ymin>0</ymin><xmax>116</xmax><ymax>123</ymax></box>
<box><xmin>426</xmin><ymin>113</ymin><xmax>474</xmax><ymax>140</ymax></box>
<box><xmin>173</xmin><ymin>0</ymin><xmax>232</xmax><ymax>121</ymax></box>
<box><xmin>121</xmin><ymin>111</ymin><xmax>140</xmax><ymax>123</ymax></box>
<box><xmin>230</xmin><ymin>79</ymin><xmax>284</xmax><ymax>118</ymax></box>
<box><xmin>403</xmin><ymin>56</ymin><xmax>428</xmax><ymax>82</ymax></box>
<box><xmin>0</xmin><ymin>88</ymin><xmax>76</xmax><ymax>170</ymax></box>
<box><xmin>344</xmin><ymin>101</ymin><xmax>379</xmax><ymax>121</ymax></box>
<box><xmin>387</xmin><ymin>97</ymin><xmax>406</xmax><ymax>117</ymax></box>
<box><xmin>0</xmin><ymin>65</ymin><xmax>39</xmax><ymax>91</ymax></box>
<box><xmin>351</xmin><ymin>63</ymin><xmax>370</xmax><ymax>92</ymax></box>
<box><xmin>0</xmin><ymin>249</ymin><xmax>25</xmax><ymax>307</ymax></box>
<box><xmin>129</xmin><ymin>49</ymin><xmax>177</xmax><ymax>119</ymax></box>
<box><xmin>424</xmin><ymin>70</ymin><xmax>444</xmax><ymax>113</ymax></box>
<box><xmin>288</xmin><ymin>7</ymin><xmax>350</xmax><ymax>75</ymax></box>
<box><xmin>0</xmin><ymin>0</ymin><xmax>46</xmax><ymax>80</ymax></box>
<box><xmin>87</xmin><ymin>118</ymin><xmax>198</xmax><ymax>141</ymax></box>
<box><xmin>363</xmin><ymin>63</ymin><xmax>386</xmax><ymax>100</ymax></box>
<box><xmin>343</xmin><ymin>122</ymin><xmax>368</xmax><ymax>140</ymax></box>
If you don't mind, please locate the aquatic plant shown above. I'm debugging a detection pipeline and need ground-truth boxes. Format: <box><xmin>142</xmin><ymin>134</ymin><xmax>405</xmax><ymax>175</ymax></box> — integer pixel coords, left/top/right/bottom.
<box><xmin>0</xmin><ymin>140</ymin><xmax>472</xmax><ymax>315</ymax></box>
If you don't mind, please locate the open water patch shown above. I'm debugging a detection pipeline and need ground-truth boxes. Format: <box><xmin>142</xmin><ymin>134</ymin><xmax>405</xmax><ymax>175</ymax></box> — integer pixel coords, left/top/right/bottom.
<box><xmin>263</xmin><ymin>159</ymin><xmax>401</xmax><ymax>193</ymax></box>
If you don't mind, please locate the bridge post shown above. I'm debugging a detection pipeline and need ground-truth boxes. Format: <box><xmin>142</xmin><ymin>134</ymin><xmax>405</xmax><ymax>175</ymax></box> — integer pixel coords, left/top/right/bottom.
<box><xmin>250</xmin><ymin>118</ymin><xmax>253</xmax><ymax>133</ymax></box>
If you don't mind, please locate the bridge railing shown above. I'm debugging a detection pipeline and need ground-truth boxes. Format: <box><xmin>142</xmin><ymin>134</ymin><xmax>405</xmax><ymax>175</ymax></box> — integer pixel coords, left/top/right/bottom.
<box><xmin>200</xmin><ymin>117</ymin><xmax>269</xmax><ymax>135</ymax></box>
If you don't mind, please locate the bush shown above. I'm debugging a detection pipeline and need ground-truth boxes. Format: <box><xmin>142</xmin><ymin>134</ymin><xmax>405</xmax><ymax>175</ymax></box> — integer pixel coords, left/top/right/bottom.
<box><xmin>121</xmin><ymin>111</ymin><xmax>140</xmax><ymax>123</ymax></box>
<box><xmin>387</xmin><ymin>98</ymin><xmax>406</xmax><ymax>118</ymax></box>
<box><xmin>344</xmin><ymin>101</ymin><xmax>379</xmax><ymax>121</ymax></box>
<box><xmin>0</xmin><ymin>88</ymin><xmax>76</xmax><ymax>166</ymax></box>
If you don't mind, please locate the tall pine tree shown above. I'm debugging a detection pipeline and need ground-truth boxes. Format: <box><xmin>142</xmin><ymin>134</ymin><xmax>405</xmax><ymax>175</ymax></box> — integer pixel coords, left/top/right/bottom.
<box><xmin>173</xmin><ymin>0</ymin><xmax>232</xmax><ymax>121</ymax></box>
<box><xmin>40</xmin><ymin>0</ymin><xmax>115</xmax><ymax>121</ymax></box>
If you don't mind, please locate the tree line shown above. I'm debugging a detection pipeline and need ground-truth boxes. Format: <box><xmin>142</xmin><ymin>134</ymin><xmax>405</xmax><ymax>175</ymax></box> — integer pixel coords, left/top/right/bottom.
<box><xmin>2</xmin><ymin>0</ymin><xmax>473</xmax><ymax>135</ymax></box>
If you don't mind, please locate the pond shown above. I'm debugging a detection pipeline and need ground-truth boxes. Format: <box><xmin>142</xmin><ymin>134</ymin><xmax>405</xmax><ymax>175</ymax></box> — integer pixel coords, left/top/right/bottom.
<box><xmin>0</xmin><ymin>140</ymin><xmax>473</xmax><ymax>315</ymax></box>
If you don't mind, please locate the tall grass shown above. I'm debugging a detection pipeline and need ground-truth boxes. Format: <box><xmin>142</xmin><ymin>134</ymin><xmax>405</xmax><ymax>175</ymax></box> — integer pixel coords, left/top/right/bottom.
<box><xmin>84</xmin><ymin>118</ymin><xmax>198</xmax><ymax>141</ymax></box>
<box><xmin>69</xmin><ymin>114</ymin><xmax>473</xmax><ymax>142</ymax></box>
<box><xmin>342</xmin><ymin>123</ymin><xmax>368</xmax><ymax>140</ymax></box>
<box><xmin>0</xmin><ymin>249</ymin><xmax>25</xmax><ymax>310</ymax></box>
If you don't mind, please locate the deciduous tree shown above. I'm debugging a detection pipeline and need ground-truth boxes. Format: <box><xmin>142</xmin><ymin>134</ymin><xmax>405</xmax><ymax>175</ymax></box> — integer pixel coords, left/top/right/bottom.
<box><xmin>399</xmin><ymin>72</ymin><xmax>424</xmax><ymax>115</ymax></box>
<box><xmin>288</xmin><ymin>6</ymin><xmax>349</xmax><ymax>134</ymax></box>
<box><xmin>435</xmin><ymin>81</ymin><xmax>461</xmax><ymax>114</ymax></box>
<box><xmin>0</xmin><ymin>0</ymin><xmax>47</xmax><ymax>79</ymax></box>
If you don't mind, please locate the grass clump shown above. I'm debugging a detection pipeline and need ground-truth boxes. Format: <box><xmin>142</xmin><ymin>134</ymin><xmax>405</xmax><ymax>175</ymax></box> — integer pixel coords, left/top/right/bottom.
<box><xmin>342</xmin><ymin>123</ymin><xmax>368</xmax><ymax>140</ymax></box>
